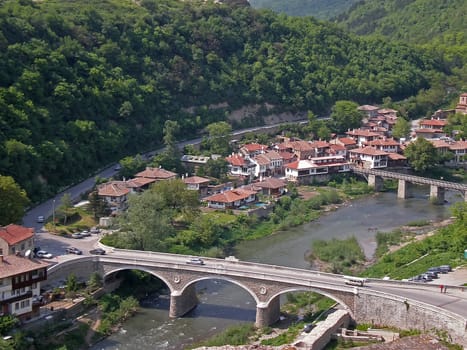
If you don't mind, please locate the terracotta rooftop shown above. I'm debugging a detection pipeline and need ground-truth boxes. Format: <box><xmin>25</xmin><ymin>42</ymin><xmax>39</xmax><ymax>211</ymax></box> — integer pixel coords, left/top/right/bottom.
<box><xmin>366</xmin><ymin>138</ymin><xmax>400</xmax><ymax>147</ymax></box>
<box><xmin>241</xmin><ymin>143</ymin><xmax>267</xmax><ymax>152</ymax></box>
<box><xmin>350</xmin><ymin>147</ymin><xmax>388</xmax><ymax>156</ymax></box>
<box><xmin>183</xmin><ymin>176</ymin><xmax>210</xmax><ymax>184</ymax></box>
<box><xmin>254</xmin><ymin>177</ymin><xmax>287</xmax><ymax>189</ymax></box>
<box><xmin>135</xmin><ymin>167</ymin><xmax>177</xmax><ymax>179</ymax></box>
<box><xmin>226</xmin><ymin>154</ymin><xmax>247</xmax><ymax>166</ymax></box>
<box><xmin>97</xmin><ymin>181</ymin><xmax>130</xmax><ymax>197</ymax></box>
<box><xmin>0</xmin><ymin>225</ymin><xmax>34</xmax><ymax>245</ymax></box>
<box><xmin>253</xmin><ymin>154</ymin><xmax>271</xmax><ymax>166</ymax></box>
<box><xmin>449</xmin><ymin>140</ymin><xmax>467</xmax><ymax>150</ymax></box>
<box><xmin>0</xmin><ymin>255</ymin><xmax>49</xmax><ymax>279</ymax></box>
<box><xmin>204</xmin><ymin>189</ymin><xmax>257</xmax><ymax>203</ymax></box>
<box><xmin>346</xmin><ymin>129</ymin><xmax>380</xmax><ymax>137</ymax></box>
<box><xmin>335</xmin><ymin>137</ymin><xmax>357</xmax><ymax>146</ymax></box>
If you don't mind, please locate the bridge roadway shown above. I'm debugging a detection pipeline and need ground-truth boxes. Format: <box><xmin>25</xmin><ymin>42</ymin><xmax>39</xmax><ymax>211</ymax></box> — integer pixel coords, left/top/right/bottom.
<box><xmin>351</xmin><ymin>167</ymin><xmax>467</xmax><ymax>193</ymax></box>
<box><xmin>49</xmin><ymin>249</ymin><xmax>467</xmax><ymax>320</ymax></box>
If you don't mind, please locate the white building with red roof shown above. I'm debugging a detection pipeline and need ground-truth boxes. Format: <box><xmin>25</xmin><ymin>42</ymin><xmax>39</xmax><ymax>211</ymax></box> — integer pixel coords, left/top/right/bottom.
<box><xmin>182</xmin><ymin>176</ymin><xmax>211</xmax><ymax>197</ymax></box>
<box><xmin>97</xmin><ymin>181</ymin><xmax>131</xmax><ymax>213</ymax></box>
<box><xmin>239</xmin><ymin>143</ymin><xmax>268</xmax><ymax>158</ymax></box>
<box><xmin>345</xmin><ymin>129</ymin><xmax>380</xmax><ymax>147</ymax></box>
<box><xmin>285</xmin><ymin>156</ymin><xmax>350</xmax><ymax>183</ymax></box>
<box><xmin>203</xmin><ymin>188</ymin><xmax>257</xmax><ymax>209</ymax></box>
<box><xmin>0</xmin><ymin>224</ymin><xmax>34</xmax><ymax>257</ymax></box>
<box><xmin>349</xmin><ymin>147</ymin><xmax>388</xmax><ymax>169</ymax></box>
<box><xmin>365</xmin><ymin>137</ymin><xmax>401</xmax><ymax>153</ymax></box>
<box><xmin>0</xmin><ymin>254</ymin><xmax>48</xmax><ymax>320</ymax></box>
<box><xmin>225</xmin><ymin>154</ymin><xmax>255</xmax><ymax>178</ymax></box>
<box><xmin>448</xmin><ymin>140</ymin><xmax>467</xmax><ymax>165</ymax></box>
<box><xmin>419</xmin><ymin>119</ymin><xmax>447</xmax><ymax>130</ymax></box>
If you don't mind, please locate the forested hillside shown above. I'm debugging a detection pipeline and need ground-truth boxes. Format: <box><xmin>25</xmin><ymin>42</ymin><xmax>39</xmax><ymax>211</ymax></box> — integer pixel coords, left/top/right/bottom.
<box><xmin>338</xmin><ymin>0</ymin><xmax>467</xmax><ymax>69</ymax></box>
<box><xmin>0</xmin><ymin>0</ymin><xmax>453</xmax><ymax>202</ymax></box>
<box><xmin>249</xmin><ymin>0</ymin><xmax>359</xmax><ymax>19</ymax></box>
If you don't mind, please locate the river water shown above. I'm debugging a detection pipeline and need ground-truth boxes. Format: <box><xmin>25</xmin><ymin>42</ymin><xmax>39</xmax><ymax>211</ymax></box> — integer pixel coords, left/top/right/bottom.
<box><xmin>91</xmin><ymin>187</ymin><xmax>461</xmax><ymax>350</ymax></box>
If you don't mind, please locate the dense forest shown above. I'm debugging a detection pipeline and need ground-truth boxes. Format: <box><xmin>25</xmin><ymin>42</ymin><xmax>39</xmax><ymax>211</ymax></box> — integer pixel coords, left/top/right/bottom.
<box><xmin>248</xmin><ymin>0</ymin><xmax>359</xmax><ymax>19</ymax></box>
<box><xmin>0</xmin><ymin>0</ymin><xmax>462</xmax><ymax>204</ymax></box>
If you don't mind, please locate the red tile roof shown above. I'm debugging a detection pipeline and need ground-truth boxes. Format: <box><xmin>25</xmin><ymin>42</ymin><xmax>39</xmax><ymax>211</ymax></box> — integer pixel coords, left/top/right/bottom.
<box><xmin>97</xmin><ymin>181</ymin><xmax>130</xmax><ymax>197</ymax></box>
<box><xmin>449</xmin><ymin>140</ymin><xmax>467</xmax><ymax>150</ymax></box>
<box><xmin>346</xmin><ymin>129</ymin><xmax>380</xmax><ymax>137</ymax></box>
<box><xmin>350</xmin><ymin>147</ymin><xmax>388</xmax><ymax>156</ymax></box>
<box><xmin>279</xmin><ymin>151</ymin><xmax>296</xmax><ymax>160</ymax></box>
<box><xmin>336</xmin><ymin>137</ymin><xmax>357</xmax><ymax>146</ymax></box>
<box><xmin>253</xmin><ymin>154</ymin><xmax>270</xmax><ymax>165</ymax></box>
<box><xmin>419</xmin><ymin>119</ymin><xmax>447</xmax><ymax>127</ymax></box>
<box><xmin>183</xmin><ymin>176</ymin><xmax>210</xmax><ymax>184</ymax></box>
<box><xmin>254</xmin><ymin>177</ymin><xmax>287</xmax><ymax>189</ymax></box>
<box><xmin>226</xmin><ymin>154</ymin><xmax>246</xmax><ymax>166</ymax></box>
<box><xmin>0</xmin><ymin>225</ymin><xmax>34</xmax><ymax>245</ymax></box>
<box><xmin>135</xmin><ymin>167</ymin><xmax>177</xmax><ymax>179</ymax></box>
<box><xmin>204</xmin><ymin>189</ymin><xmax>256</xmax><ymax>203</ymax></box>
<box><xmin>241</xmin><ymin>143</ymin><xmax>267</xmax><ymax>152</ymax></box>
<box><xmin>0</xmin><ymin>255</ymin><xmax>49</xmax><ymax>279</ymax></box>
<box><xmin>309</xmin><ymin>140</ymin><xmax>330</xmax><ymax>148</ymax></box>
<box><xmin>387</xmin><ymin>153</ymin><xmax>407</xmax><ymax>160</ymax></box>
<box><xmin>366</xmin><ymin>138</ymin><xmax>400</xmax><ymax>147</ymax></box>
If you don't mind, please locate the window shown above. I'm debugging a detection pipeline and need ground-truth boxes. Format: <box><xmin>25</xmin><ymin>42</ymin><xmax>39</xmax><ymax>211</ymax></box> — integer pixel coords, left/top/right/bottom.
<box><xmin>15</xmin><ymin>303</ymin><xmax>19</xmax><ymax>310</ymax></box>
<box><xmin>21</xmin><ymin>243</ymin><xmax>25</xmax><ymax>250</ymax></box>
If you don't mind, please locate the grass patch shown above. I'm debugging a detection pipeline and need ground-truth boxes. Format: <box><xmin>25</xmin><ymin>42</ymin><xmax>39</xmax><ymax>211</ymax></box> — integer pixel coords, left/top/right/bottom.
<box><xmin>188</xmin><ymin>323</ymin><xmax>256</xmax><ymax>348</ymax></box>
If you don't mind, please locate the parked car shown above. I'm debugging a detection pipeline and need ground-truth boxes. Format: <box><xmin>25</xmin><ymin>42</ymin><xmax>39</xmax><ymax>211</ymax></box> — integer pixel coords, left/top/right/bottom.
<box><xmin>439</xmin><ymin>265</ymin><xmax>452</xmax><ymax>273</ymax></box>
<box><xmin>71</xmin><ymin>232</ymin><xmax>83</xmax><ymax>239</ymax></box>
<box><xmin>66</xmin><ymin>247</ymin><xmax>82</xmax><ymax>255</ymax></box>
<box><xmin>421</xmin><ymin>273</ymin><xmax>433</xmax><ymax>282</ymax></box>
<box><xmin>186</xmin><ymin>257</ymin><xmax>205</xmax><ymax>265</ymax></box>
<box><xmin>428</xmin><ymin>266</ymin><xmax>442</xmax><ymax>274</ymax></box>
<box><xmin>37</xmin><ymin>216</ymin><xmax>45</xmax><ymax>223</ymax></box>
<box><xmin>36</xmin><ymin>250</ymin><xmax>53</xmax><ymax>259</ymax></box>
<box><xmin>89</xmin><ymin>248</ymin><xmax>106</xmax><ymax>255</ymax></box>
<box><xmin>80</xmin><ymin>230</ymin><xmax>91</xmax><ymax>237</ymax></box>
<box><xmin>90</xmin><ymin>227</ymin><xmax>100</xmax><ymax>234</ymax></box>
<box><xmin>424</xmin><ymin>271</ymin><xmax>438</xmax><ymax>279</ymax></box>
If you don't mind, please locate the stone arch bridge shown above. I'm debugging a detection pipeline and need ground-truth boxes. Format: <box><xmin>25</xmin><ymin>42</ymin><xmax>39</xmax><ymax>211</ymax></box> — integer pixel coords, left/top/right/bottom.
<box><xmin>46</xmin><ymin>250</ymin><xmax>467</xmax><ymax>346</ymax></box>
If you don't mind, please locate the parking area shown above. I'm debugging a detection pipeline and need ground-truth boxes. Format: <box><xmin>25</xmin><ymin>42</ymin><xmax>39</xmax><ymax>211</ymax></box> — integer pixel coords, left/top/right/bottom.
<box><xmin>433</xmin><ymin>266</ymin><xmax>467</xmax><ymax>286</ymax></box>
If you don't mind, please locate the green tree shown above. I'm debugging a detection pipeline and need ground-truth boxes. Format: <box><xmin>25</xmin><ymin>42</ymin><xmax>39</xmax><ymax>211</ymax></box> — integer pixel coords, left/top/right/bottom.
<box><xmin>330</xmin><ymin>101</ymin><xmax>363</xmax><ymax>134</ymax></box>
<box><xmin>57</xmin><ymin>193</ymin><xmax>74</xmax><ymax>225</ymax></box>
<box><xmin>200</xmin><ymin>158</ymin><xmax>228</xmax><ymax>179</ymax></box>
<box><xmin>88</xmin><ymin>190</ymin><xmax>109</xmax><ymax>219</ymax></box>
<box><xmin>404</xmin><ymin>138</ymin><xmax>440</xmax><ymax>172</ymax></box>
<box><xmin>118</xmin><ymin>154</ymin><xmax>146</xmax><ymax>180</ymax></box>
<box><xmin>0</xmin><ymin>175</ymin><xmax>29</xmax><ymax>225</ymax></box>
<box><xmin>204</xmin><ymin>121</ymin><xmax>232</xmax><ymax>155</ymax></box>
<box><xmin>392</xmin><ymin>117</ymin><xmax>411</xmax><ymax>140</ymax></box>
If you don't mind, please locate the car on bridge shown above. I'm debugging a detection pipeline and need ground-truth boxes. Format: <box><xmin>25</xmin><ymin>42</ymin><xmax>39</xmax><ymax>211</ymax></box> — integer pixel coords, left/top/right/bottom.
<box><xmin>89</xmin><ymin>248</ymin><xmax>106</xmax><ymax>255</ymax></box>
<box><xmin>186</xmin><ymin>257</ymin><xmax>205</xmax><ymax>265</ymax></box>
<box><xmin>65</xmin><ymin>247</ymin><xmax>82</xmax><ymax>255</ymax></box>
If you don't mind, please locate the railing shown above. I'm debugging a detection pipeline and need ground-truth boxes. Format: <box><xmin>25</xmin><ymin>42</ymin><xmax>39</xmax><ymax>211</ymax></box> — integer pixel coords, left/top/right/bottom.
<box><xmin>351</xmin><ymin>167</ymin><xmax>467</xmax><ymax>191</ymax></box>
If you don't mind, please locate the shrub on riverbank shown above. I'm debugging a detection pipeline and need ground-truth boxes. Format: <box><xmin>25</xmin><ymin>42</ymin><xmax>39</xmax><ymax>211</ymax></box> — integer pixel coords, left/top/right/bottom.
<box><xmin>308</xmin><ymin>236</ymin><xmax>366</xmax><ymax>274</ymax></box>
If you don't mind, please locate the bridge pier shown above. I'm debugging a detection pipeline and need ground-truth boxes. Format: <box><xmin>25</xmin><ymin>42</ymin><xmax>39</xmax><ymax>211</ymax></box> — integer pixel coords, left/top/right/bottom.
<box><xmin>169</xmin><ymin>284</ymin><xmax>198</xmax><ymax>318</ymax></box>
<box><xmin>397</xmin><ymin>179</ymin><xmax>411</xmax><ymax>199</ymax></box>
<box><xmin>368</xmin><ymin>174</ymin><xmax>384</xmax><ymax>191</ymax></box>
<box><xmin>430</xmin><ymin>185</ymin><xmax>445</xmax><ymax>204</ymax></box>
<box><xmin>256</xmin><ymin>295</ymin><xmax>281</xmax><ymax>328</ymax></box>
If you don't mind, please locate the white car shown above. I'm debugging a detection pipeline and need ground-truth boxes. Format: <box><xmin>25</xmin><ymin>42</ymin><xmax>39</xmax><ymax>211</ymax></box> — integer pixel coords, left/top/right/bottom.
<box><xmin>36</xmin><ymin>250</ymin><xmax>53</xmax><ymax>259</ymax></box>
<box><xmin>37</xmin><ymin>216</ymin><xmax>45</xmax><ymax>223</ymax></box>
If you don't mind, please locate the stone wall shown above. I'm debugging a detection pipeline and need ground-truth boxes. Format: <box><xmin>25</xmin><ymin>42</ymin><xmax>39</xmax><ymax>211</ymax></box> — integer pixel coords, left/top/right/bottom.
<box><xmin>355</xmin><ymin>290</ymin><xmax>467</xmax><ymax>347</ymax></box>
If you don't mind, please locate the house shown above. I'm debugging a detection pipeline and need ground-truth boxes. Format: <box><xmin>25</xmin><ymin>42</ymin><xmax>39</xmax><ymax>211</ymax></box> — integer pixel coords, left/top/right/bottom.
<box><xmin>448</xmin><ymin>140</ymin><xmax>467</xmax><ymax>165</ymax></box>
<box><xmin>309</xmin><ymin>140</ymin><xmax>330</xmax><ymax>157</ymax></box>
<box><xmin>0</xmin><ymin>225</ymin><xmax>34</xmax><ymax>257</ymax></box>
<box><xmin>345</xmin><ymin>129</ymin><xmax>380</xmax><ymax>147</ymax></box>
<box><xmin>182</xmin><ymin>176</ymin><xmax>211</xmax><ymax>197</ymax></box>
<box><xmin>349</xmin><ymin>147</ymin><xmax>388</xmax><ymax>169</ymax></box>
<box><xmin>135</xmin><ymin>167</ymin><xmax>178</xmax><ymax>181</ymax></box>
<box><xmin>0</xmin><ymin>254</ymin><xmax>48</xmax><ymax>320</ymax></box>
<box><xmin>285</xmin><ymin>156</ymin><xmax>350</xmax><ymax>183</ymax></box>
<box><xmin>365</xmin><ymin>138</ymin><xmax>401</xmax><ymax>154</ymax></box>
<box><xmin>276</xmin><ymin>140</ymin><xmax>315</xmax><ymax>160</ymax></box>
<box><xmin>251</xmin><ymin>177</ymin><xmax>287</xmax><ymax>197</ymax></box>
<box><xmin>124</xmin><ymin>177</ymin><xmax>156</xmax><ymax>192</ymax></box>
<box><xmin>419</xmin><ymin>119</ymin><xmax>447</xmax><ymax>130</ymax></box>
<box><xmin>97</xmin><ymin>181</ymin><xmax>131</xmax><ymax>213</ymax></box>
<box><xmin>239</xmin><ymin>143</ymin><xmax>268</xmax><ymax>158</ymax></box>
<box><xmin>377</xmin><ymin>108</ymin><xmax>398</xmax><ymax>119</ymax></box>
<box><xmin>387</xmin><ymin>152</ymin><xmax>408</xmax><ymax>167</ymax></box>
<box><xmin>225</xmin><ymin>154</ymin><xmax>255</xmax><ymax>178</ymax></box>
<box><xmin>328</xmin><ymin>143</ymin><xmax>347</xmax><ymax>158</ymax></box>
<box><xmin>455</xmin><ymin>93</ymin><xmax>467</xmax><ymax>115</ymax></box>
<box><xmin>413</xmin><ymin>128</ymin><xmax>446</xmax><ymax>140</ymax></box>
<box><xmin>330</xmin><ymin>137</ymin><xmax>358</xmax><ymax>151</ymax></box>
<box><xmin>203</xmin><ymin>188</ymin><xmax>257</xmax><ymax>209</ymax></box>
<box><xmin>358</xmin><ymin>105</ymin><xmax>379</xmax><ymax>118</ymax></box>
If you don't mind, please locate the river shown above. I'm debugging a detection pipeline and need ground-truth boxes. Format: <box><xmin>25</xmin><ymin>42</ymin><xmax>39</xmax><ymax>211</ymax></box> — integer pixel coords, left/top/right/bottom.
<box><xmin>91</xmin><ymin>187</ymin><xmax>460</xmax><ymax>350</ymax></box>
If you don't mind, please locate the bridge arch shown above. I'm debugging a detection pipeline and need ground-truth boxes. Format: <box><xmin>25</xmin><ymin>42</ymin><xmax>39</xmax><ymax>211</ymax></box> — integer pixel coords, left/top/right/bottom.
<box><xmin>103</xmin><ymin>266</ymin><xmax>174</xmax><ymax>293</ymax></box>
